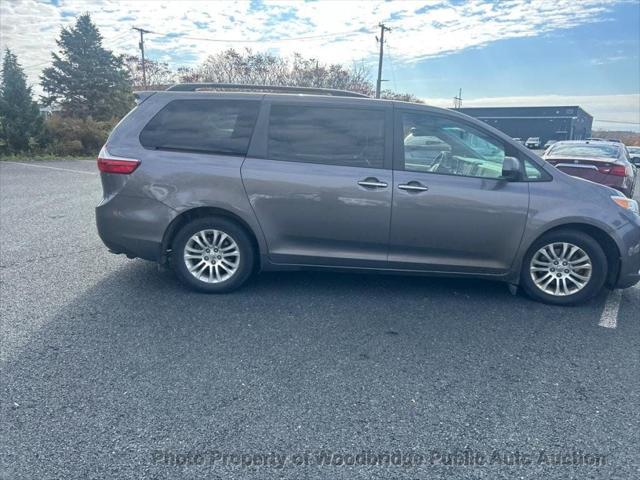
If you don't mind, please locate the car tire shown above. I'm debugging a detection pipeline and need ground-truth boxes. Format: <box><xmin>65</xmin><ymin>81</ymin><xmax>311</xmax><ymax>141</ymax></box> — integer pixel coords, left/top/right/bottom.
<box><xmin>520</xmin><ymin>230</ymin><xmax>608</xmax><ymax>305</ymax></box>
<box><xmin>171</xmin><ymin>216</ymin><xmax>255</xmax><ymax>293</ymax></box>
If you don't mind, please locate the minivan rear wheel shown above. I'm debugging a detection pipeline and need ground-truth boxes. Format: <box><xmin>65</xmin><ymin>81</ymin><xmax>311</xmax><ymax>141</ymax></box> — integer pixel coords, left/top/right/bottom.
<box><xmin>172</xmin><ymin>216</ymin><xmax>254</xmax><ymax>293</ymax></box>
<box><xmin>521</xmin><ymin>230</ymin><xmax>607</xmax><ymax>305</ymax></box>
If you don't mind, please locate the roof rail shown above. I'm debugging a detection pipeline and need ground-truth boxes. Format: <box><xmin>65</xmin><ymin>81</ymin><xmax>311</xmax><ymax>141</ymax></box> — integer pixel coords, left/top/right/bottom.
<box><xmin>133</xmin><ymin>91</ymin><xmax>157</xmax><ymax>105</ymax></box>
<box><xmin>165</xmin><ymin>83</ymin><xmax>370</xmax><ymax>98</ymax></box>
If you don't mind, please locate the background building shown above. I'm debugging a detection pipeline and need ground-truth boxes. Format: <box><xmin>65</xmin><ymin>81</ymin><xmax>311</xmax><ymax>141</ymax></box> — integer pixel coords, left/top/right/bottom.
<box><xmin>458</xmin><ymin>106</ymin><xmax>593</xmax><ymax>144</ymax></box>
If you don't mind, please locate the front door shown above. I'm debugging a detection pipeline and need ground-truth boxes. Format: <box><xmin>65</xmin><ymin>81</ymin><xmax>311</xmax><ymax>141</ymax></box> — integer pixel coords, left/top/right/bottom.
<box><xmin>389</xmin><ymin>109</ymin><xmax>530</xmax><ymax>274</ymax></box>
<box><xmin>242</xmin><ymin>101</ymin><xmax>393</xmax><ymax>268</ymax></box>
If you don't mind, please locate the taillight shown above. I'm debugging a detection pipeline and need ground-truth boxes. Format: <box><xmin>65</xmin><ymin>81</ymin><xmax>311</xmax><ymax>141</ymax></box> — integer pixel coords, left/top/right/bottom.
<box><xmin>609</xmin><ymin>165</ymin><xmax>627</xmax><ymax>177</ymax></box>
<box><xmin>97</xmin><ymin>145</ymin><xmax>140</xmax><ymax>174</ymax></box>
<box><xmin>598</xmin><ymin>164</ymin><xmax>626</xmax><ymax>177</ymax></box>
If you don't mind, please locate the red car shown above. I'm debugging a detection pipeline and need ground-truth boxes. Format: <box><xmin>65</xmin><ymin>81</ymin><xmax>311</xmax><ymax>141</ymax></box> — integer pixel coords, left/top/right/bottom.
<box><xmin>543</xmin><ymin>140</ymin><xmax>637</xmax><ymax>198</ymax></box>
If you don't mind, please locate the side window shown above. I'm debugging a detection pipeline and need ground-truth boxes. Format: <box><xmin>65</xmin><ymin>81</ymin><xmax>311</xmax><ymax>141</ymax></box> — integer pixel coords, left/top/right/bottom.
<box><xmin>524</xmin><ymin>159</ymin><xmax>544</xmax><ymax>180</ymax></box>
<box><xmin>401</xmin><ymin>112</ymin><xmax>506</xmax><ymax>179</ymax></box>
<box><xmin>267</xmin><ymin>105</ymin><xmax>385</xmax><ymax>168</ymax></box>
<box><xmin>140</xmin><ymin>100</ymin><xmax>259</xmax><ymax>156</ymax></box>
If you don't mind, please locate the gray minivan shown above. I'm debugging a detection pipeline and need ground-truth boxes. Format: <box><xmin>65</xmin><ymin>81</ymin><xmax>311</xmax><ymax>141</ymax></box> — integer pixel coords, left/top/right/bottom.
<box><xmin>96</xmin><ymin>84</ymin><xmax>640</xmax><ymax>305</ymax></box>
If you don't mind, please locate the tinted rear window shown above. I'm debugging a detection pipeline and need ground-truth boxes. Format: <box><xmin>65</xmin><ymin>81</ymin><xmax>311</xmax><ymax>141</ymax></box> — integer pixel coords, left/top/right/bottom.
<box><xmin>267</xmin><ymin>105</ymin><xmax>385</xmax><ymax>168</ymax></box>
<box><xmin>140</xmin><ymin>99</ymin><xmax>259</xmax><ymax>156</ymax></box>
<box><xmin>548</xmin><ymin>143</ymin><xmax>619</xmax><ymax>159</ymax></box>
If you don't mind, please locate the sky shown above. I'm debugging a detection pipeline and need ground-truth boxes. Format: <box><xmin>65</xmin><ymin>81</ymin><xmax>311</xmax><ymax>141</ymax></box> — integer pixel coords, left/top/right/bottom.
<box><xmin>1</xmin><ymin>0</ymin><xmax>639</xmax><ymax>131</ymax></box>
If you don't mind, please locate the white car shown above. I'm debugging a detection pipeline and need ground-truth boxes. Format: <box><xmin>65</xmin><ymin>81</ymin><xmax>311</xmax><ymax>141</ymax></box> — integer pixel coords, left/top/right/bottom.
<box><xmin>525</xmin><ymin>137</ymin><xmax>541</xmax><ymax>149</ymax></box>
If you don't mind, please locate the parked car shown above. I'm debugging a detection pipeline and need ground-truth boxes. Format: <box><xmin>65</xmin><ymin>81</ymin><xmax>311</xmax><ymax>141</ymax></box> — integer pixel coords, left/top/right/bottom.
<box><xmin>96</xmin><ymin>83</ymin><xmax>640</xmax><ymax>305</ymax></box>
<box><xmin>627</xmin><ymin>146</ymin><xmax>640</xmax><ymax>167</ymax></box>
<box><xmin>525</xmin><ymin>137</ymin><xmax>541</xmax><ymax>149</ymax></box>
<box><xmin>512</xmin><ymin>137</ymin><xmax>524</xmax><ymax>144</ymax></box>
<box><xmin>543</xmin><ymin>139</ymin><xmax>557</xmax><ymax>149</ymax></box>
<box><xmin>543</xmin><ymin>140</ymin><xmax>637</xmax><ymax>198</ymax></box>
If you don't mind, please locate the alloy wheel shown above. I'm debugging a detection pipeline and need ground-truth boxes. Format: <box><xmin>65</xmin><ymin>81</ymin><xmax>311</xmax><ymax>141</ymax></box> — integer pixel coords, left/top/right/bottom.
<box><xmin>183</xmin><ymin>229</ymin><xmax>240</xmax><ymax>283</ymax></box>
<box><xmin>529</xmin><ymin>242</ymin><xmax>592</xmax><ymax>296</ymax></box>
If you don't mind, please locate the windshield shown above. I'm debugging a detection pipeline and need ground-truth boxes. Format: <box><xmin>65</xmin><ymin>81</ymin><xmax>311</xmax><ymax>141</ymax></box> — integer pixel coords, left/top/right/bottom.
<box><xmin>548</xmin><ymin>143</ymin><xmax>619</xmax><ymax>159</ymax></box>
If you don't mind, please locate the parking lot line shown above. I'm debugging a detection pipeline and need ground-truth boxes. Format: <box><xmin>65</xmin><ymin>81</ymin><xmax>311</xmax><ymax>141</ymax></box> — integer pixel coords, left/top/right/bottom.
<box><xmin>2</xmin><ymin>161</ymin><xmax>97</xmax><ymax>175</ymax></box>
<box><xmin>598</xmin><ymin>289</ymin><xmax>622</xmax><ymax>329</ymax></box>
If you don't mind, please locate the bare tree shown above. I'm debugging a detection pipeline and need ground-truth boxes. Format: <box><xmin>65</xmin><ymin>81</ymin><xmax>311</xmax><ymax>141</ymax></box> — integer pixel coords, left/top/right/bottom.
<box><xmin>174</xmin><ymin>48</ymin><xmax>421</xmax><ymax>101</ymax></box>
<box><xmin>123</xmin><ymin>55</ymin><xmax>176</xmax><ymax>89</ymax></box>
<box><xmin>380</xmin><ymin>89</ymin><xmax>423</xmax><ymax>103</ymax></box>
<box><xmin>125</xmin><ymin>48</ymin><xmax>422</xmax><ymax>102</ymax></box>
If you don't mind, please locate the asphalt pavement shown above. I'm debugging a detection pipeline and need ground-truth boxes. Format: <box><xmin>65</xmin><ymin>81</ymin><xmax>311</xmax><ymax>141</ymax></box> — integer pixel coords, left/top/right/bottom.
<box><xmin>1</xmin><ymin>160</ymin><xmax>638</xmax><ymax>480</ymax></box>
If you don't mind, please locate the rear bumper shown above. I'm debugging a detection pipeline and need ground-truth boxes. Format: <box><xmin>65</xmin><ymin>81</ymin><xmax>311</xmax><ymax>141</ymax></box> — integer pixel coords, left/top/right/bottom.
<box><xmin>607</xmin><ymin>177</ymin><xmax>635</xmax><ymax>198</ymax></box>
<box><xmin>96</xmin><ymin>194</ymin><xmax>176</xmax><ymax>262</ymax></box>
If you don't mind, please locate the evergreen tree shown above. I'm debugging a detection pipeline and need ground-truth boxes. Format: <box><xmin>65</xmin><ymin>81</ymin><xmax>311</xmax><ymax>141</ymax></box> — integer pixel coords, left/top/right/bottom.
<box><xmin>0</xmin><ymin>49</ymin><xmax>43</xmax><ymax>153</ymax></box>
<box><xmin>41</xmin><ymin>14</ymin><xmax>132</xmax><ymax>120</ymax></box>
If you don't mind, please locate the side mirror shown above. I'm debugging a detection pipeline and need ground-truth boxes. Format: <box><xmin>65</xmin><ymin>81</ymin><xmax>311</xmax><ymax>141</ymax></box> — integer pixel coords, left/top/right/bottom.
<box><xmin>501</xmin><ymin>156</ymin><xmax>521</xmax><ymax>181</ymax></box>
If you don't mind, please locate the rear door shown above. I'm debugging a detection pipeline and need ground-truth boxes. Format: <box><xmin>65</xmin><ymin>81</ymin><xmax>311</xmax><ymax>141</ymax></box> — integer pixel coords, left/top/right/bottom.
<box><xmin>241</xmin><ymin>98</ymin><xmax>393</xmax><ymax>267</ymax></box>
<box><xmin>389</xmin><ymin>108</ymin><xmax>531</xmax><ymax>274</ymax></box>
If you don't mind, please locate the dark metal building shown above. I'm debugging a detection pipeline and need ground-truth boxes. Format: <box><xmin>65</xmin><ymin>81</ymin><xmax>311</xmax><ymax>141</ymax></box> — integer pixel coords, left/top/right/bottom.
<box><xmin>458</xmin><ymin>106</ymin><xmax>593</xmax><ymax>144</ymax></box>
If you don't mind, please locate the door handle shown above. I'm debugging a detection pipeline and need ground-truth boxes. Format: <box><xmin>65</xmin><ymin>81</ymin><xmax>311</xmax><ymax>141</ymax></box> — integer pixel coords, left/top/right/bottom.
<box><xmin>398</xmin><ymin>182</ymin><xmax>429</xmax><ymax>192</ymax></box>
<box><xmin>358</xmin><ymin>178</ymin><xmax>388</xmax><ymax>188</ymax></box>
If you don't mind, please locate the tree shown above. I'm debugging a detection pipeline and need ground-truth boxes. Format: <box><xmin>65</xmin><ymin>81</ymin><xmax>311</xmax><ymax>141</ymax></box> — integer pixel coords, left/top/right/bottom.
<box><xmin>0</xmin><ymin>49</ymin><xmax>43</xmax><ymax>153</ymax></box>
<box><xmin>379</xmin><ymin>89</ymin><xmax>423</xmax><ymax>103</ymax></box>
<box><xmin>182</xmin><ymin>49</ymin><xmax>371</xmax><ymax>93</ymax></box>
<box><xmin>176</xmin><ymin>48</ymin><xmax>422</xmax><ymax>103</ymax></box>
<box><xmin>123</xmin><ymin>55</ymin><xmax>176</xmax><ymax>89</ymax></box>
<box><xmin>41</xmin><ymin>14</ymin><xmax>133</xmax><ymax>120</ymax></box>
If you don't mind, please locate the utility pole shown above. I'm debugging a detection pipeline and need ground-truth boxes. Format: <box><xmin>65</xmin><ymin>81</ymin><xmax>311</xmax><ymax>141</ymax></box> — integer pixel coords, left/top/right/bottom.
<box><xmin>453</xmin><ymin>88</ymin><xmax>463</xmax><ymax>109</ymax></box>
<box><xmin>132</xmin><ymin>27</ymin><xmax>152</xmax><ymax>88</ymax></box>
<box><xmin>375</xmin><ymin>23</ymin><xmax>391</xmax><ymax>99</ymax></box>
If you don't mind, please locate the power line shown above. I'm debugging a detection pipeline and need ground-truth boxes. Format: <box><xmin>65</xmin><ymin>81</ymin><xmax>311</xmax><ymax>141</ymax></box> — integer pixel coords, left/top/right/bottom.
<box><xmin>20</xmin><ymin>32</ymin><xmax>132</xmax><ymax>71</ymax></box>
<box><xmin>387</xmin><ymin>42</ymin><xmax>398</xmax><ymax>90</ymax></box>
<box><xmin>107</xmin><ymin>31</ymin><xmax>134</xmax><ymax>48</ymax></box>
<box><xmin>21</xmin><ymin>61</ymin><xmax>52</xmax><ymax>71</ymax></box>
<box><xmin>385</xmin><ymin>42</ymin><xmax>397</xmax><ymax>92</ymax></box>
<box><xmin>139</xmin><ymin>27</ymin><xmax>368</xmax><ymax>44</ymax></box>
<box><xmin>18</xmin><ymin>27</ymin><xmax>372</xmax><ymax>73</ymax></box>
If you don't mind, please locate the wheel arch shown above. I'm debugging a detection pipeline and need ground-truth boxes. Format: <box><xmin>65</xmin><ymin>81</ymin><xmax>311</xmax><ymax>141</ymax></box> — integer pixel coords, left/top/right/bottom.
<box><xmin>521</xmin><ymin>222</ymin><xmax>621</xmax><ymax>287</ymax></box>
<box><xmin>160</xmin><ymin>207</ymin><xmax>263</xmax><ymax>270</ymax></box>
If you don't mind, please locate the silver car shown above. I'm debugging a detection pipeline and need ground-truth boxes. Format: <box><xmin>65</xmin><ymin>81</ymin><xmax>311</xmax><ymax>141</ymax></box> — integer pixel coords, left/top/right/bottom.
<box><xmin>96</xmin><ymin>84</ymin><xmax>640</xmax><ymax>305</ymax></box>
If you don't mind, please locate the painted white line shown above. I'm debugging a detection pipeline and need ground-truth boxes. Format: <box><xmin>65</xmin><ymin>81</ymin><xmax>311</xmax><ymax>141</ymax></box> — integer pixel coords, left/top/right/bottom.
<box><xmin>2</xmin><ymin>161</ymin><xmax>97</xmax><ymax>175</ymax></box>
<box><xmin>599</xmin><ymin>289</ymin><xmax>622</xmax><ymax>329</ymax></box>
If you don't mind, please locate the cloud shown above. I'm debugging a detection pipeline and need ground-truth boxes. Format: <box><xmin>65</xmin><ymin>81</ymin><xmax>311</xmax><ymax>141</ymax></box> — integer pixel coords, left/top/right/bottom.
<box><xmin>589</xmin><ymin>55</ymin><xmax>628</xmax><ymax>65</ymax></box>
<box><xmin>0</xmin><ymin>0</ymin><xmax>623</xmax><ymax>88</ymax></box>
<box><xmin>422</xmin><ymin>94</ymin><xmax>640</xmax><ymax>131</ymax></box>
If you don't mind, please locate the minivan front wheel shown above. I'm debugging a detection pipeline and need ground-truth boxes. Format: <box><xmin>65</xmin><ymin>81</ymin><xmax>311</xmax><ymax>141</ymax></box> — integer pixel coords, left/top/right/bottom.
<box><xmin>172</xmin><ymin>216</ymin><xmax>254</xmax><ymax>293</ymax></box>
<box><xmin>521</xmin><ymin>230</ymin><xmax>607</xmax><ymax>305</ymax></box>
